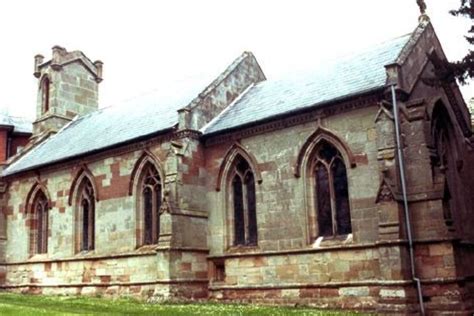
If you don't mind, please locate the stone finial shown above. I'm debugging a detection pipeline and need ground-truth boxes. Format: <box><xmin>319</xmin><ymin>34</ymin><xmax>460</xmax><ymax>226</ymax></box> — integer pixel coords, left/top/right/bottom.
<box><xmin>416</xmin><ymin>0</ymin><xmax>427</xmax><ymax>14</ymax></box>
<box><xmin>33</xmin><ymin>54</ymin><xmax>44</xmax><ymax>78</ymax></box>
<box><xmin>418</xmin><ymin>13</ymin><xmax>430</xmax><ymax>24</ymax></box>
<box><xmin>416</xmin><ymin>0</ymin><xmax>430</xmax><ymax>23</ymax></box>
<box><xmin>93</xmin><ymin>60</ymin><xmax>103</xmax><ymax>83</ymax></box>
<box><xmin>51</xmin><ymin>45</ymin><xmax>66</xmax><ymax>70</ymax></box>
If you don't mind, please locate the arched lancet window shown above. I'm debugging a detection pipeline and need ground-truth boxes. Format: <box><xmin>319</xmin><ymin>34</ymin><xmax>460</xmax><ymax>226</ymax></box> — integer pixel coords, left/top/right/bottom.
<box><xmin>432</xmin><ymin>104</ymin><xmax>459</xmax><ymax>229</ymax></box>
<box><xmin>41</xmin><ymin>77</ymin><xmax>50</xmax><ymax>113</ymax></box>
<box><xmin>313</xmin><ymin>141</ymin><xmax>351</xmax><ymax>237</ymax></box>
<box><xmin>30</xmin><ymin>190</ymin><xmax>49</xmax><ymax>255</ymax></box>
<box><xmin>231</xmin><ymin>156</ymin><xmax>257</xmax><ymax>246</ymax></box>
<box><xmin>140</xmin><ymin>162</ymin><xmax>162</xmax><ymax>245</ymax></box>
<box><xmin>76</xmin><ymin>178</ymin><xmax>95</xmax><ymax>252</ymax></box>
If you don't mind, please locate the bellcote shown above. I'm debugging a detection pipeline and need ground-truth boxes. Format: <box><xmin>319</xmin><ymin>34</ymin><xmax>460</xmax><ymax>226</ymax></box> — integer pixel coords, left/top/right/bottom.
<box><xmin>32</xmin><ymin>46</ymin><xmax>103</xmax><ymax>136</ymax></box>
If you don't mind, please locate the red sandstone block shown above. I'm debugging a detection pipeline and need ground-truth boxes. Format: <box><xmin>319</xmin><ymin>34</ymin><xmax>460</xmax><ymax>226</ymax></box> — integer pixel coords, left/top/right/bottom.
<box><xmin>29</xmin><ymin>287</ymin><xmax>43</xmax><ymax>295</ymax></box>
<box><xmin>354</xmin><ymin>153</ymin><xmax>369</xmax><ymax>165</ymax></box>
<box><xmin>415</xmin><ymin>245</ymin><xmax>429</xmax><ymax>256</ymax></box>
<box><xmin>258</xmin><ymin>162</ymin><xmax>277</xmax><ymax>172</ymax></box>
<box><xmin>130</xmin><ymin>286</ymin><xmax>141</xmax><ymax>294</ymax></box>
<box><xmin>180</xmin><ymin>262</ymin><xmax>192</xmax><ymax>271</ymax></box>
<box><xmin>429</xmin><ymin>243</ymin><xmax>452</xmax><ymax>256</ymax></box>
<box><xmin>435</xmin><ymin>267</ymin><xmax>455</xmax><ymax>278</ymax></box>
<box><xmin>299</xmin><ymin>288</ymin><xmax>317</xmax><ymax>298</ymax></box>
<box><xmin>195</xmin><ymin>271</ymin><xmax>208</xmax><ymax>279</ymax></box>
<box><xmin>5</xmin><ymin>206</ymin><xmax>13</xmax><ymax>215</ymax></box>
<box><xmin>319</xmin><ymin>288</ymin><xmax>339</xmax><ymax>297</ymax></box>
<box><xmin>193</xmin><ymin>288</ymin><xmax>208</xmax><ymax>299</ymax></box>
<box><xmin>422</xmin><ymin>255</ymin><xmax>443</xmax><ymax>266</ymax></box>
<box><xmin>30</xmin><ymin>278</ymin><xmax>40</xmax><ymax>284</ymax></box>
<box><xmin>254</xmin><ymin>257</ymin><xmax>267</xmax><ymax>267</ymax></box>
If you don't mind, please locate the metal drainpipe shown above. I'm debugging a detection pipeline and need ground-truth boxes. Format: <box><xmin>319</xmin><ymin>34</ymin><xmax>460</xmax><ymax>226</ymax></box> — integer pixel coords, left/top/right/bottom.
<box><xmin>391</xmin><ymin>84</ymin><xmax>425</xmax><ymax>315</ymax></box>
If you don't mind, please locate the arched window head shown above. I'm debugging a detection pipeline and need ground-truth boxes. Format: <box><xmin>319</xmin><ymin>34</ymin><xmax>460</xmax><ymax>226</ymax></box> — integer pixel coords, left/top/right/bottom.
<box><xmin>140</xmin><ymin>162</ymin><xmax>162</xmax><ymax>246</ymax></box>
<box><xmin>77</xmin><ymin>178</ymin><xmax>95</xmax><ymax>252</ymax></box>
<box><xmin>30</xmin><ymin>191</ymin><xmax>49</xmax><ymax>255</ymax></box>
<box><xmin>231</xmin><ymin>156</ymin><xmax>257</xmax><ymax>246</ymax></box>
<box><xmin>313</xmin><ymin>141</ymin><xmax>351</xmax><ymax>237</ymax></box>
<box><xmin>41</xmin><ymin>77</ymin><xmax>50</xmax><ymax>113</ymax></box>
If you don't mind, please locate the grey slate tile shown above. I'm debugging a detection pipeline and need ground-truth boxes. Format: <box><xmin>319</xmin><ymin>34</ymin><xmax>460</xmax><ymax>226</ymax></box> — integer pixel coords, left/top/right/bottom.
<box><xmin>202</xmin><ymin>33</ymin><xmax>411</xmax><ymax>135</ymax></box>
<box><xmin>2</xmin><ymin>79</ymin><xmax>209</xmax><ymax>176</ymax></box>
<box><xmin>3</xmin><ymin>32</ymin><xmax>411</xmax><ymax>176</ymax></box>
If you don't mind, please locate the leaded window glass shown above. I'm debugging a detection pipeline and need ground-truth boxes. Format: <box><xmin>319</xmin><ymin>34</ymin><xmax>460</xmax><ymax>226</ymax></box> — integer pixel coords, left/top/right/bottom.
<box><xmin>314</xmin><ymin>141</ymin><xmax>351</xmax><ymax>237</ymax></box>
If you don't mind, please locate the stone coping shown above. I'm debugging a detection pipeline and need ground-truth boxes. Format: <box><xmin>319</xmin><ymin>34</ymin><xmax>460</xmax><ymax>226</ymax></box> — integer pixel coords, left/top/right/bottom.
<box><xmin>209</xmin><ymin>276</ymin><xmax>473</xmax><ymax>291</ymax></box>
<box><xmin>208</xmin><ymin>238</ymin><xmax>460</xmax><ymax>260</ymax></box>
<box><xmin>1</xmin><ymin>246</ymin><xmax>209</xmax><ymax>266</ymax></box>
<box><xmin>210</xmin><ymin>280</ymin><xmax>412</xmax><ymax>291</ymax></box>
<box><xmin>0</xmin><ymin>278</ymin><xmax>209</xmax><ymax>289</ymax></box>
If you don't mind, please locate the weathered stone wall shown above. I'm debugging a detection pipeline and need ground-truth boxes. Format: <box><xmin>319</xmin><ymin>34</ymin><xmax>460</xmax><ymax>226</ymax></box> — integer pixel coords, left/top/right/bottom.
<box><xmin>0</xmin><ymin>21</ymin><xmax>473</xmax><ymax>314</ymax></box>
<box><xmin>0</xmin><ymin>129</ymin><xmax>9</xmax><ymax>163</ymax></box>
<box><xmin>395</xmin><ymin>22</ymin><xmax>474</xmax><ymax>312</ymax></box>
<box><xmin>206</xmin><ymin>105</ymin><xmax>381</xmax><ymax>255</ymax></box>
<box><xmin>1</xmin><ymin>136</ymin><xmax>208</xmax><ymax>299</ymax></box>
<box><xmin>10</xmin><ymin>135</ymin><xmax>30</xmax><ymax>158</ymax></box>
<box><xmin>202</xmin><ymin>103</ymin><xmax>427</xmax><ymax>312</ymax></box>
<box><xmin>33</xmin><ymin>47</ymin><xmax>102</xmax><ymax>136</ymax></box>
<box><xmin>2</xmin><ymin>250</ymin><xmax>207</xmax><ymax>299</ymax></box>
<box><xmin>204</xmin><ymin>82</ymin><xmax>474</xmax><ymax>312</ymax></box>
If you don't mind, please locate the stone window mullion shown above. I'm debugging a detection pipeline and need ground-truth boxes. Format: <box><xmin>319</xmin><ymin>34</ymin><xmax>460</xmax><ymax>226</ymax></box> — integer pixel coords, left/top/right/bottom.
<box><xmin>139</xmin><ymin>163</ymin><xmax>162</xmax><ymax>246</ymax></box>
<box><xmin>314</xmin><ymin>141</ymin><xmax>352</xmax><ymax>238</ymax></box>
<box><xmin>230</xmin><ymin>156</ymin><xmax>258</xmax><ymax>247</ymax></box>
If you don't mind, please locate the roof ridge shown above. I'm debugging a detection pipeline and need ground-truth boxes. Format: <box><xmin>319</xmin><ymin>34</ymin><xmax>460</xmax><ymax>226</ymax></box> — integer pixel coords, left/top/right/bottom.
<box><xmin>203</xmin><ymin>29</ymin><xmax>414</xmax><ymax>135</ymax></box>
<box><xmin>258</xmin><ymin>33</ymin><xmax>413</xmax><ymax>86</ymax></box>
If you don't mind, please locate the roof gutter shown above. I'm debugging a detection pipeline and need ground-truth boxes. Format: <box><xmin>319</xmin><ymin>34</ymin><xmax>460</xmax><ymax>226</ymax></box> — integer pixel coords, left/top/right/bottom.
<box><xmin>390</xmin><ymin>84</ymin><xmax>425</xmax><ymax>316</ymax></box>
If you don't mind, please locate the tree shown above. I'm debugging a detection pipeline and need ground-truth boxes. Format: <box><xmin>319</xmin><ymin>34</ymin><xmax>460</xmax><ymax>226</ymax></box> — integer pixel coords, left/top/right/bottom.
<box><xmin>448</xmin><ymin>0</ymin><xmax>473</xmax><ymax>84</ymax></box>
<box><xmin>421</xmin><ymin>0</ymin><xmax>473</xmax><ymax>86</ymax></box>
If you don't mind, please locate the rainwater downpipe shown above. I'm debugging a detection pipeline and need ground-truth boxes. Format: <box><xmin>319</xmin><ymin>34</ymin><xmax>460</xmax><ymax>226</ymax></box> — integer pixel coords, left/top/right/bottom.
<box><xmin>390</xmin><ymin>84</ymin><xmax>425</xmax><ymax>316</ymax></box>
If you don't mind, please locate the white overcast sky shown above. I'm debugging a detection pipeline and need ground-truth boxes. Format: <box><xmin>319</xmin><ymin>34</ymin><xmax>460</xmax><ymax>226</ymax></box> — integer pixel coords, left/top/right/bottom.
<box><xmin>0</xmin><ymin>0</ymin><xmax>472</xmax><ymax>119</ymax></box>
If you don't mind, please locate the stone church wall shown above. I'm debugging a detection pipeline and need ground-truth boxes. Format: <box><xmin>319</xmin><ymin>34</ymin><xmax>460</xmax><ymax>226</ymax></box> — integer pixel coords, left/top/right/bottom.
<box><xmin>0</xmin><ymin>138</ymin><xmax>208</xmax><ymax>299</ymax></box>
<box><xmin>203</xmin><ymin>104</ymin><xmax>407</xmax><ymax>310</ymax></box>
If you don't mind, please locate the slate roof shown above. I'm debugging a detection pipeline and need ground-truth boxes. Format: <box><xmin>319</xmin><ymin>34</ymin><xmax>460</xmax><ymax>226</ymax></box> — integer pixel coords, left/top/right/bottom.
<box><xmin>202</xmin><ymin>33</ymin><xmax>411</xmax><ymax>135</ymax></box>
<box><xmin>0</xmin><ymin>114</ymin><xmax>32</xmax><ymax>134</ymax></box>
<box><xmin>2</xmin><ymin>76</ymin><xmax>211</xmax><ymax>176</ymax></box>
<box><xmin>3</xmin><ymin>32</ymin><xmax>413</xmax><ymax>176</ymax></box>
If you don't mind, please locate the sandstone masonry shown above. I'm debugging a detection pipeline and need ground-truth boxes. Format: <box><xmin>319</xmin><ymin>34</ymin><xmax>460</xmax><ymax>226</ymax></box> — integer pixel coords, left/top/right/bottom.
<box><xmin>0</xmin><ymin>20</ymin><xmax>473</xmax><ymax>315</ymax></box>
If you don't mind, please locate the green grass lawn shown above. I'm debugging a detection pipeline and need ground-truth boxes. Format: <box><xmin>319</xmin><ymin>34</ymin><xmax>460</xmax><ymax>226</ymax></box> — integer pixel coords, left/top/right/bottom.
<box><xmin>0</xmin><ymin>292</ymin><xmax>363</xmax><ymax>315</ymax></box>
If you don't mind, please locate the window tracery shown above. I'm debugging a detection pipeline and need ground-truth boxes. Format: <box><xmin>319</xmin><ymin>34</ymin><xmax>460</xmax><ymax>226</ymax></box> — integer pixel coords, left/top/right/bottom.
<box><xmin>140</xmin><ymin>163</ymin><xmax>162</xmax><ymax>245</ymax></box>
<box><xmin>313</xmin><ymin>141</ymin><xmax>351</xmax><ymax>237</ymax></box>
<box><xmin>30</xmin><ymin>190</ymin><xmax>49</xmax><ymax>255</ymax></box>
<box><xmin>231</xmin><ymin>156</ymin><xmax>257</xmax><ymax>246</ymax></box>
<box><xmin>77</xmin><ymin>178</ymin><xmax>95</xmax><ymax>252</ymax></box>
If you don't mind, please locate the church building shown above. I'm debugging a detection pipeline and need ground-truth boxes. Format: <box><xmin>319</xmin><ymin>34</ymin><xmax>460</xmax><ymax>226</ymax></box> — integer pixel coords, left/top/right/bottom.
<box><xmin>0</xmin><ymin>17</ymin><xmax>473</xmax><ymax>314</ymax></box>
